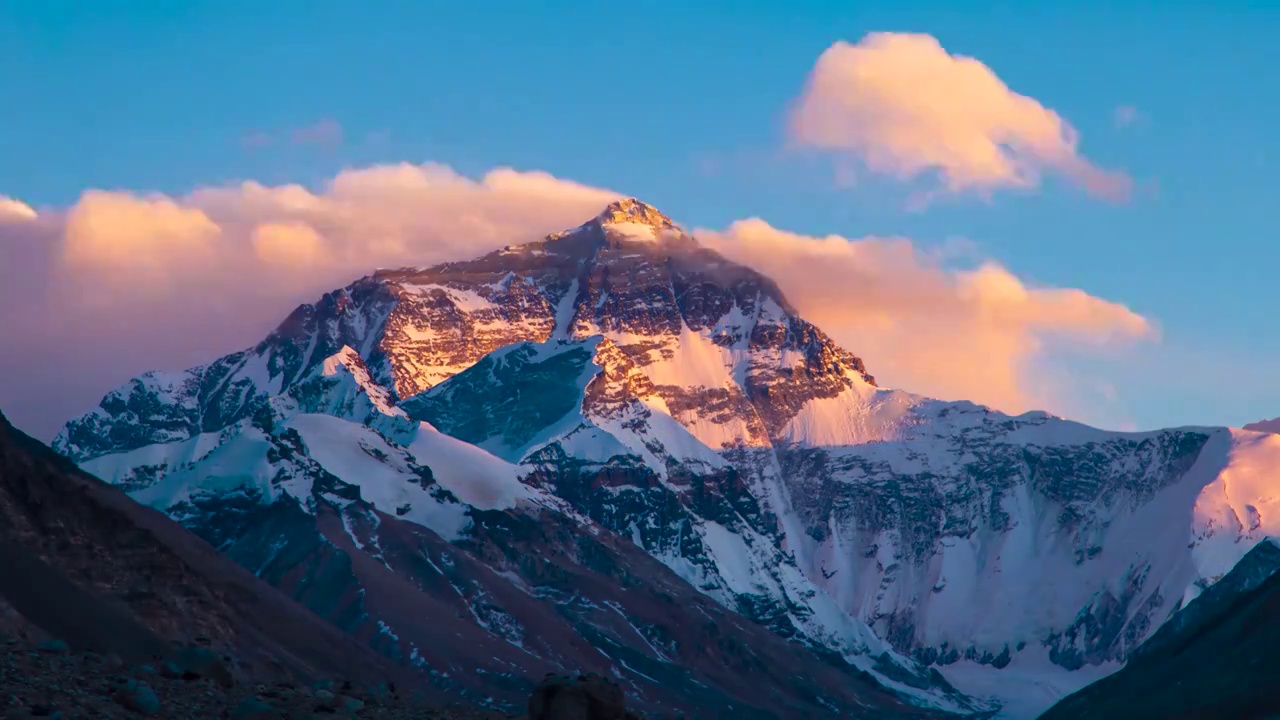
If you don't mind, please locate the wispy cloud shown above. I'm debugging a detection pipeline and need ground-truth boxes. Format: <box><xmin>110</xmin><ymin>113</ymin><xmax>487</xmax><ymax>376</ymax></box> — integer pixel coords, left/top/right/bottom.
<box><xmin>290</xmin><ymin>118</ymin><xmax>343</xmax><ymax>147</ymax></box>
<box><xmin>789</xmin><ymin>32</ymin><xmax>1133</xmax><ymax>205</ymax></box>
<box><xmin>240</xmin><ymin>119</ymin><xmax>345</xmax><ymax>150</ymax></box>
<box><xmin>1113</xmin><ymin>104</ymin><xmax>1144</xmax><ymax>129</ymax></box>
<box><xmin>241</xmin><ymin>130</ymin><xmax>273</xmax><ymax>149</ymax></box>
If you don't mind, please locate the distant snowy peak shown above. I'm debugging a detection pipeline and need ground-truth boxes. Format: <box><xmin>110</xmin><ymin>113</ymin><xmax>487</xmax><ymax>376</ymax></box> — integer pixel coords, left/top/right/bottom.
<box><xmin>319</xmin><ymin>345</ymin><xmax>404</xmax><ymax>418</ymax></box>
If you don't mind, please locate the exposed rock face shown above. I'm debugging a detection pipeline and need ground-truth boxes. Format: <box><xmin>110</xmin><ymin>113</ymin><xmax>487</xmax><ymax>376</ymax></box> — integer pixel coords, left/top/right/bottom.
<box><xmin>54</xmin><ymin>199</ymin><xmax>1280</xmax><ymax>717</ymax></box>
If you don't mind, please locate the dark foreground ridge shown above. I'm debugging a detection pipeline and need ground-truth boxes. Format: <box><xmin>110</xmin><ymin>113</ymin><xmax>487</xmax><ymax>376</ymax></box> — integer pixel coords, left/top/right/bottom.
<box><xmin>0</xmin><ymin>408</ymin><xmax>406</xmax><ymax>686</ymax></box>
<box><xmin>0</xmin><ymin>631</ymin><xmax>509</xmax><ymax>719</ymax></box>
<box><xmin>0</xmin><ymin>409</ymin><xmax>641</xmax><ymax>718</ymax></box>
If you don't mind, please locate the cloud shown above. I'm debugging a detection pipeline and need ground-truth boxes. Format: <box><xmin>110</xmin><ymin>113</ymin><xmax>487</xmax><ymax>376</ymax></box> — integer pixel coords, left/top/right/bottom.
<box><xmin>63</xmin><ymin>191</ymin><xmax>220</xmax><ymax>281</ymax></box>
<box><xmin>0</xmin><ymin>196</ymin><xmax>37</xmax><ymax>223</ymax></box>
<box><xmin>251</xmin><ymin>221</ymin><xmax>327</xmax><ymax>268</ymax></box>
<box><xmin>789</xmin><ymin>32</ymin><xmax>1132</xmax><ymax>204</ymax></box>
<box><xmin>241</xmin><ymin>130</ymin><xmax>273</xmax><ymax>149</ymax></box>
<box><xmin>1245</xmin><ymin>418</ymin><xmax>1280</xmax><ymax>434</ymax></box>
<box><xmin>698</xmin><ymin>218</ymin><xmax>1154</xmax><ymax>417</ymax></box>
<box><xmin>0</xmin><ymin>161</ymin><xmax>1148</xmax><ymax>440</ymax></box>
<box><xmin>0</xmin><ymin>163</ymin><xmax>620</xmax><ymax>440</ymax></box>
<box><xmin>290</xmin><ymin>118</ymin><xmax>343</xmax><ymax>147</ymax></box>
<box><xmin>1113</xmin><ymin>105</ymin><xmax>1143</xmax><ymax>129</ymax></box>
<box><xmin>240</xmin><ymin>119</ymin><xmax>344</xmax><ymax>149</ymax></box>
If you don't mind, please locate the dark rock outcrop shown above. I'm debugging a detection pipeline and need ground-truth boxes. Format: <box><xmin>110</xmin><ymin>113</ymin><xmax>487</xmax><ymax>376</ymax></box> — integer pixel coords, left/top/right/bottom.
<box><xmin>528</xmin><ymin>673</ymin><xmax>639</xmax><ymax>720</ymax></box>
<box><xmin>0</xmin><ymin>408</ymin><xmax>404</xmax><ymax>686</ymax></box>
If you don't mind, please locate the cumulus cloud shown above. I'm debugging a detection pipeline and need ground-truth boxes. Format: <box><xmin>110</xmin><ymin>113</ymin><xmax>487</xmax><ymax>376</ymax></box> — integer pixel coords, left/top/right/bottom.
<box><xmin>251</xmin><ymin>221</ymin><xmax>327</xmax><ymax>268</ymax></box>
<box><xmin>0</xmin><ymin>161</ymin><xmax>1149</xmax><ymax>439</ymax></box>
<box><xmin>0</xmin><ymin>195</ymin><xmax>37</xmax><ymax>223</ymax></box>
<box><xmin>698</xmin><ymin>219</ymin><xmax>1154</xmax><ymax>416</ymax></box>
<box><xmin>63</xmin><ymin>191</ymin><xmax>221</xmax><ymax>284</ymax></box>
<box><xmin>789</xmin><ymin>32</ymin><xmax>1132</xmax><ymax>203</ymax></box>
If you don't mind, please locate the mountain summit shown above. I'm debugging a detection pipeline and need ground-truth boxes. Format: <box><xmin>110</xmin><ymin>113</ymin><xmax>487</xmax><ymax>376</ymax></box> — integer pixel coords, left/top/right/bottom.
<box><xmin>54</xmin><ymin>202</ymin><xmax>1280</xmax><ymax>718</ymax></box>
<box><xmin>592</xmin><ymin>197</ymin><xmax>676</xmax><ymax>229</ymax></box>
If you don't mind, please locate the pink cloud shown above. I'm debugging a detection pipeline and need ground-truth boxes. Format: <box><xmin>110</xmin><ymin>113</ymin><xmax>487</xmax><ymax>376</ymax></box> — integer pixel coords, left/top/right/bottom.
<box><xmin>250</xmin><ymin>221</ymin><xmax>327</xmax><ymax>269</ymax></box>
<box><xmin>0</xmin><ymin>164</ymin><xmax>620</xmax><ymax>439</ymax></box>
<box><xmin>789</xmin><ymin>32</ymin><xmax>1133</xmax><ymax>204</ymax></box>
<box><xmin>698</xmin><ymin>219</ymin><xmax>1154</xmax><ymax>417</ymax></box>
<box><xmin>0</xmin><ymin>162</ymin><xmax>1151</xmax><ymax>439</ymax></box>
<box><xmin>0</xmin><ymin>195</ymin><xmax>37</xmax><ymax>223</ymax></box>
<box><xmin>1244</xmin><ymin>418</ymin><xmax>1280</xmax><ymax>434</ymax></box>
<box><xmin>63</xmin><ymin>191</ymin><xmax>221</xmax><ymax>284</ymax></box>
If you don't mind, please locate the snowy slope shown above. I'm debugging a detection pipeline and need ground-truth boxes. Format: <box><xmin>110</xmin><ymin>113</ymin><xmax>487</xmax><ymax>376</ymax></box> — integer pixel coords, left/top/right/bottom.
<box><xmin>56</xmin><ymin>199</ymin><xmax>1280</xmax><ymax>718</ymax></box>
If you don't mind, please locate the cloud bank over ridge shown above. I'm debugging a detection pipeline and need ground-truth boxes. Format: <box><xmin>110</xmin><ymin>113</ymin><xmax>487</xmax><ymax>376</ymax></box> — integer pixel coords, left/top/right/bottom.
<box><xmin>1</xmin><ymin>161</ymin><xmax>1151</xmax><ymax>438</ymax></box>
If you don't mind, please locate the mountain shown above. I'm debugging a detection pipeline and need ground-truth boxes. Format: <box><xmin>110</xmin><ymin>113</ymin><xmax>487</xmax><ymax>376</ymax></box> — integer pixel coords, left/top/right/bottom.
<box><xmin>0</xmin><ymin>407</ymin><xmax>406</xmax><ymax>687</ymax></box>
<box><xmin>55</xmin><ymin>199</ymin><xmax>1280</xmax><ymax>718</ymax></box>
<box><xmin>1040</xmin><ymin>538</ymin><xmax>1280</xmax><ymax>719</ymax></box>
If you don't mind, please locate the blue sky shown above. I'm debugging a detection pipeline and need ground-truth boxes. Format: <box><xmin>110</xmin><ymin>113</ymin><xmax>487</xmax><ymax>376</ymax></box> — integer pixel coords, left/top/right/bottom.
<box><xmin>2</xmin><ymin>1</ymin><xmax>1279</xmax><ymax>432</ymax></box>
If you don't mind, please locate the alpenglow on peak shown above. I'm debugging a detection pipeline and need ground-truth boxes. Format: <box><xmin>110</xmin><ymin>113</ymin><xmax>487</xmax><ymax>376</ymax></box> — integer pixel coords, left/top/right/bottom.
<box><xmin>593</xmin><ymin>197</ymin><xmax>676</xmax><ymax>230</ymax></box>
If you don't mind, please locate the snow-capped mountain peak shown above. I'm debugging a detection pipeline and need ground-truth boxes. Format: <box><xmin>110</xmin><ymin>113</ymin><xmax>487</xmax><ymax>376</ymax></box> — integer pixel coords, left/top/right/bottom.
<box><xmin>593</xmin><ymin>197</ymin><xmax>676</xmax><ymax>230</ymax></box>
<box><xmin>54</xmin><ymin>199</ymin><xmax>1280</xmax><ymax>718</ymax></box>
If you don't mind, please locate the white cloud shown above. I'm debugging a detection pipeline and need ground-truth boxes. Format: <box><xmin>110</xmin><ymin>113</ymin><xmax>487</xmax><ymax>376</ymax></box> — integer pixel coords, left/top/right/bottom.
<box><xmin>789</xmin><ymin>32</ymin><xmax>1132</xmax><ymax>203</ymax></box>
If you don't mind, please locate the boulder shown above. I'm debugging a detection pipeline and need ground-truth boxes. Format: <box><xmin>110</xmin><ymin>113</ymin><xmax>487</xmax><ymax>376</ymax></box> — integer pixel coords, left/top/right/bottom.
<box><xmin>528</xmin><ymin>673</ymin><xmax>638</xmax><ymax>720</ymax></box>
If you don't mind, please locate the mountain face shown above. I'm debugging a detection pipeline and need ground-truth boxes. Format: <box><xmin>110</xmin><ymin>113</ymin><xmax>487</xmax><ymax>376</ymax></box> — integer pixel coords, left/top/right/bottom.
<box><xmin>1040</xmin><ymin>538</ymin><xmax>1280</xmax><ymax>720</ymax></box>
<box><xmin>56</xmin><ymin>199</ymin><xmax>1280</xmax><ymax>718</ymax></box>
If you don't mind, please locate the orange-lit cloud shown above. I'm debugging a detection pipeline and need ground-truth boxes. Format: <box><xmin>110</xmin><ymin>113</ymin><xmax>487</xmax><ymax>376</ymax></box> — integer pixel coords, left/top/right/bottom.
<box><xmin>789</xmin><ymin>32</ymin><xmax>1132</xmax><ymax>203</ymax></box>
<box><xmin>0</xmin><ymin>196</ymin><xmax>37</xmax><ymax>223</ymax></box>
<box><xmin>699</xmin><ymin>219</ymin><xmax>1154</xmax><ymax>416</ymax></box>
<box><xmin>0</xmin><ymin>164</ymin><xmax>620</xmax><ymax>439</ymax></box>
<box><xmin>63</xmin><ymin>191</ymin><xmax>220</xmax><ymax>284</ymax></box>
<box><xmin>0</xmin><ymin>162</ymin><xmax>1149</xmax><ymax>439</ymax></box>
<box><xmin>251</xmin><ymin>221</ymin><xmax>327</xmax><ymax>268</ymax></box>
